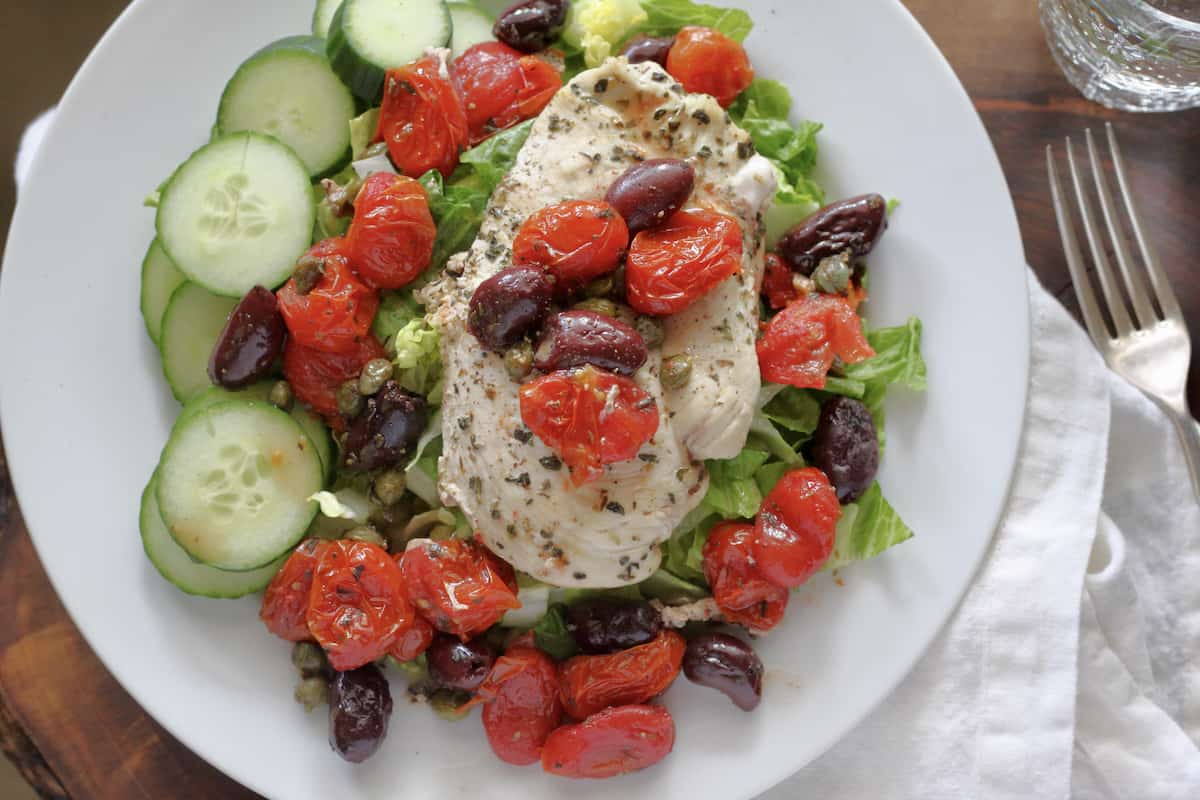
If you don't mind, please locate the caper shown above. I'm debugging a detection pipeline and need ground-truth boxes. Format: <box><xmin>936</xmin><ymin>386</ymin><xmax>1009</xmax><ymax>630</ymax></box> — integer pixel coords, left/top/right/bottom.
<box><xmin>662</xmin><ymin>354</ymin><xmax>693</xmax><ymax>389</ymax></box>
<box><xmin>583</xmin><ymin>275</ymin><xmax>614</xmax><ymax>298</ymax></box>
<box><xmin>268</xmin><ymin>380</ymin><xmax>294</xmax><ymax>412</ymax></box>
<box><xmin>504</xmin><ymin>340</ymin><xmax>534</xmax><ymax>381</ymax></box>
<box><xmin>812</xmin><ymin>252</ymin><xmax>852</xmax><ymax>295</ymax></box>
<box><xmin>292</xmin><ymin>254</ymin><xmax>326</xmax><ymax>295</ymax></box>
<box><xmin>294</xmin><ymin>676</ymin><xmax>329</xmax><ymax>712</ymax></box>
<box><xmin>291</xmin><ymin>641</ymin><xmax>327</xmax><ymax>677</ymax></box>
<box><xmin>372</xmin><ymin>469</ymin><xmax>407</xmax><ymax>507</ymax></box>
<box><xmin>336</xmin><ymin>381</ymin><xmax>365</xmax><ymax>418</ymax></box>
<box><xmin>345</xmin><ymin>526</ymin><xmax>388</xmax><ymax>548</ymax></box>
<box><xmin>358</xmin><ymin>358</ymin><xmax>395</xmax><ymax>396</ymax></box>
<box><xmin>429</xmin><ymin>688</ymin><xmax>472</xmax><ymax>721</ymax></box>
<box><xmin>573</xmin><ymin>297</ymin><xmax>618</xmax><ymax>317</ymax></box>
<box><xmin>635</xmin><ymin>315</ymin><xmax>665</xmax><ymax>349</ymax></box>
<box><xmin>428</xmin><ymin>524</ymin><xmax>456</xmax><ymax>541</ymax></box>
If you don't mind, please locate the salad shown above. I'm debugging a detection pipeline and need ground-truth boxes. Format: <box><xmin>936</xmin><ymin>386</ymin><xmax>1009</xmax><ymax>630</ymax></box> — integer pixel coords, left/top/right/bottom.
<box><xmin>137</xmin><ymin>0</ymin><xmax>926</xmax><ymax>780</ymax></box>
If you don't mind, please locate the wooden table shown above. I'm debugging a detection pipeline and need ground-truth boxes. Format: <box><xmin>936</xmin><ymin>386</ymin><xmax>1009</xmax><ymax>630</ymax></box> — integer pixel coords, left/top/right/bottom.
<box><xmin>0</xmin><ymin>1</ymin><xmax>1197</xmax><ymax>797</ymax></box>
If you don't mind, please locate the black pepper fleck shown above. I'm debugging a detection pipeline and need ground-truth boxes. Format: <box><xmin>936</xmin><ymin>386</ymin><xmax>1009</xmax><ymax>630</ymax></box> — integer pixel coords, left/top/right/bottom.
<box><xmin>692</xmin><ymin>109</ymin><xmax>711</xmax><ymax>124</ymax></box>
<box><xmin>605</xmin><ymin>502</ymin><xmax>625</xmax><ymax>515</ymax></box>
<box><xmin>505</xmin><ymin>472</ymin><xmax>532</xmax><ymax>488</ymax></box>
<box><xmin>539</xmin><ymin>455</ymin><xmax>562</xmax><ymax>471</ymax></box>
<box><xmin>513</xmin><ymin>428</ymin><xmax>533</xmax><ymax>443</ymax></box>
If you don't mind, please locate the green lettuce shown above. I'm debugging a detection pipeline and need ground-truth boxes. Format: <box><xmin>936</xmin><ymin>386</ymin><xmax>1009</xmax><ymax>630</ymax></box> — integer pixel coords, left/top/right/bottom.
<box><xmin>634</xmin><ymin>0</ymin><xmax>753</xmax><ymax>41</ymax></box>
<box><xmin>822</xmin><ymin>482</ymin><xmax>914</xmax><ymax>571</ymax></box>
<box><xmin>532</xmin><ymin>604</ymin><xmax>580</xmax><ymax>660</ymax></box>
<box><xmin>703</xmin><ymin>449</ymin><xmax>769</xmax><ymax>519</ymax></box>
<box><xmin>844</xmin><ymin>317</ymin><xmax>927</xmax><ymax>392</ymax></box>
<box><xmin>393</xmin><ymin>319</ymin><xmax>442</xmax><ymax>401</ymax></box>
<box><xmin>348</xmin><ymin>108</ymin><xmax>380</xmax><ymax>159</ymax></box>
<box><xmin>371</xmin><ymin>290</ymin><xmax>422</xmax><ymax>343</ymax></box>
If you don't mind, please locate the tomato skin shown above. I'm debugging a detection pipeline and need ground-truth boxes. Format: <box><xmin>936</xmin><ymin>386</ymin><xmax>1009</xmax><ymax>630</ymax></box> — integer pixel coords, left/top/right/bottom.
<box><xmin>306</xmin><ymin>540</ymin><xmax>415</xmax><ymax>672</ymax></box>
<box><xmin>557</xmin><ymin>630</ymin><xmax>685</xmax><ymax>720</ymax></box>
<box><xmin>665</xmin><ymin>26</ymin><xmax>754</xmax><ymax>108</ymax></box>
<box><xmin>519</xmin><ymin>366</ymin><xmax>659</xmax><ymax>485</ymax></box>
<box><xmin>283</xmin><ymin>334</ymin><xmax>387</xmax><ymax>427</ymax></box>
<box><xmin>470</xmin><ymin>647</ymin><xmax>563</xmax><ymax>765</ymax></box>
<box><xmin>388</xmin><ymin>614</ymin><xmax>435</xmax><ymax>663</ymax></box>
<box><xmin>541</xmin><ymin>705</ymin><xmax>675</xmax><ymax>779</ymax></box>
<box><xmin>260</xmin><ymin>539</ymin><xmax>329</xmax><ymax>642</ymax></box>
<box><xmin>702</xmin><ymin>521</ymin><xmax>789</xmax><ymax>633</ymax></box>
<box><xmin>756</xmin><ymin>293</ymin><xmax>875</xmax><ymax>389</ymax></box>
<box><xmin>345</xmin><ymin>174</ymin><xmax>436</xmax><ymax>290</ymax></box>
<box><xmin>399</xmin><ymin>539</ymin><xmax>521</xmax><ymax>639</ymax></box>
<box><xmin>512</xmin><ymin>201</ymin><xmax>629</xmax><ymax>290</ymax></box>
<box><xmin>626</xmin><ymin>209</ymin><xmax>743</xmax><ymax>316</ymax></box>
<box><xmin>762</xmin><ymin>252</ymin><xmax>799</xmax><ymax>310</ymax></box>
<box><xmin>753</xmin><ymin>467</ymin><xmax>841</xmax><ymax>589</ymax></box>
<box><xmin>454</xmin><ymin>43</ymin><xmax>562</xmax><ymax>145</ymax></box>
<box><xmin>378</xmin><ymin>56</ymin><xmax>470</xmax><ymax>178</ymax></box>
<box><xmin>277</xmin><ymin>239</ymin><xmax>378</xmax><ymax>353</ymax></box>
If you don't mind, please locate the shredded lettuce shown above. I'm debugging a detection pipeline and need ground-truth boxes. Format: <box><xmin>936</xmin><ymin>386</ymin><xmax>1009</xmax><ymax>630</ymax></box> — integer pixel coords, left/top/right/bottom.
<box><xmin>822</xmin><ymin>482</ymin><xmax>914</xmax><ymax>571</ymax></box>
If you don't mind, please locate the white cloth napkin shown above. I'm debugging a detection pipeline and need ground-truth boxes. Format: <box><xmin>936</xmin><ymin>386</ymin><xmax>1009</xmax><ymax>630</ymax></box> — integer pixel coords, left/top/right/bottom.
<box><xmin>15</xmin><ymin>111</ymin><xmax>1200</xmax><ymax>798</ymax></box>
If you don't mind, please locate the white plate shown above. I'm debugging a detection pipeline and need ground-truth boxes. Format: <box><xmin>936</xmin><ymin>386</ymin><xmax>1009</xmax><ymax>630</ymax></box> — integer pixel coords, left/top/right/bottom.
<box><xmin>0</xmin><ymin>1</ymin><xmax>1028</xmax><ymax>797</ymax></box>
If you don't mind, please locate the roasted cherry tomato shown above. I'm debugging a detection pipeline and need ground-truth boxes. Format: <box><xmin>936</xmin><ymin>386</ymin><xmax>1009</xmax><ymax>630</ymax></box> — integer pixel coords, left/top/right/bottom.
<box><xmin>756</xmin><ymin>293</ymin><xmax>875</xmax><ymax>388</ymax></box>
<box><xmin>512</xmin><ymin>200</ymin><xmax>629</xmax><ymax>290</ymax></box>
<box><xmin>345</xmin><ymin>173</ymin><xmax>436</xmax><ymax>290</ymax></box>
<box><xmin>260</xmin><ymin>539</ymin><xmax>329</xmax><ymax>642</ymax></box>
<box><xmin>541</xmin><ymin>705</ymin><xmax>675</xmax><ymax>779</ymax></box>
<box><xmin>702</xmin><ymin>521</ymin><xmax>788</xmax><ymax>633</ymax></box>
<box><xmin>306</xmin><ymin>540</ymin><xmax>415</xmax><ymax>672</ymax></box>
<box><xmin>378</xmin><ymin>56</ymin><xmax>470</xmax><ymax>178</ymax></box>
<box><xmin>665</xmin><ymin>26</ymin><xmax>754</xmax><ymax>108</ymax></box>
<box><xmin>519</xmin><ymin>366</ymin><xmax>659</xmax><ymax>485</ymax></box>
<box><xmin>388</xmin><ymin>614</ymin><xmax>435</xmax><ymax>663</ymax></box>
<box><xmin>762</xmin><ymin>252</ymin><xmax>799</xmax><ymax>310</ymax></box>
<box><xmin>626</xmin><ymin>209</ymin><xmax>743</xmax><ymax>316</ymax></box>
<box><xmin>752</xmin><ymin>467</ymin><xmax>840</xmax><ymax>589</ymax></box>
<box><xmin>282</xmin><ymin>334</ymin><xmax>387</xmax><ymax>427</ymax></box>
<box><xmin>454</xmin><ymin>42</ymin><xmax>562</xmax><ymax>145</ymax></box>
<box><xmin>276</xmin><ymin>239</ymin><xmax>378</xmax><ymax>353</ymax></box>
<box><xmin>557</xmin><ymin>630</ymin><xmax>685</xmax><ymax>720</ymax></box>
<box><xmin>469</xmin><ymin>647</ymin><xmax>563</xmax><ymax>765</ymax></box>
<box><xmin>399</xmin><ymin>539</ymin><xmax>521</xmax><ymax>639</ymax></box>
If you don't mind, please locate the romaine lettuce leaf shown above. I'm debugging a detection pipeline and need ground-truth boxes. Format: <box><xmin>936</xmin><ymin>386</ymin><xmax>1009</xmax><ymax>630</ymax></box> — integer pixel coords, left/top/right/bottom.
<box><xmin>563</xmin><ymin>0</ymin><xmax>648</xmax><ymax>68</ymax></box>
<box><xmin>822</xmin><ymin>482</ymin><xmax>914</xmax><ymax>571</ymax></box>
<box><xmin>634</xmin><ymin>0</ymin><xmax>753</xmax><ymax>41</ymax></box>
<box><xmin>531</xmin><ymin>604</ymin><xmax>579</xmax><ymax>660</ymax></box>
<box><xmin>393</xmin><ymin>319</ymin><xmax>442</xmax><ymax>402</ymax></box>
<box><xmin>703</xmin><ymin>449</ymin><xmax>769</xmax><ymax>519</ymax></box>
<box><xmin>844</xmin><ymin>317</ymin><xmax>927</xmax><ymax>392</ymax></box>
<box><xmin>348</xmin><ymin>108</ymin><xmax>380</xmax><ymax>159</ymax></box>
<box><xmin>371</xmin><ymin>290</ymin><xmax>422</xmax><ymax>343</ymax></box>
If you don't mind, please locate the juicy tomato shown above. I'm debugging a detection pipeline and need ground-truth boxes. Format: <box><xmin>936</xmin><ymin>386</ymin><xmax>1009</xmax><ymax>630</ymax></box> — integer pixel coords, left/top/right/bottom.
<box><xmin>378</xmin><ymin>55</ymin><xmax>470</xmax><ymax>178</ymax></box>
<box><xmin>665</xmin><ymin>26</ymin><xmax>754</xmax><ymax>108</ymax></box>
<box><xmin>260</xmin><ymin>539</ymin><xmax>329</xmax><ymax>642</ymax></box>
<box><xmin>306</xmin><ymin>540</ymin><xmax>415</xmax><ymax>672</ymax></box>
<box><xmin>283</xmin><ymin>334</ymin><xmax>387</xmax><ymax>427</ymax></box>
<box><xmin>399</xmin><ymin>539</ymin><xmax>521</xmax><ymax>639</ymax></box>
<box><xmin>454</xmin><ymin>42</ymin><xmax>562</xmax><ymax>145</ymax></box>
<box><xmin>762</xmin><ymin>252</ymin><xmax>799</xmax><ymax>310</ymax></box>
<box><xmin>626</xmin><ymin>209</ymin><xmax>743</xmax><ymax>316</ymax></box>
<box><xmin>519</xmin><ymin>366</ymin><xmax>659</xmax><ymax>485</ymax></box>
<box><xmin>756</xmin><ymin>293</ymin><xmax>875</xmax><ymax>389</ymax></box>
<box><xmin>388</xmin><ymin>614</ymin><xmax>435</xmax><ymax>663</ymax></box>
<box><xmin>557</xmin><ymin>630</ymin><xmax>686</xmax><ymax>720</ymax></box>
<box><xmin>469</xmin><ymin>647</ymin><xmax>563</xmax><ymax>765</ymax></box>
<box><xmin>702</xmin><ymin>521</ymin><xmax>789</xmax><ymax>633</ymax></box>
<box><xmin>512</xmin><ymin>201</ymin><xmax>629</xmax><ymax>290</ymax></box>
<box><xmin>541</xmin><ymin>705</ymin><xmax>675</xmax><ymax>779</ymax></box>
<box><xmin>276</xmin><ymin>238</ymin><xmax>378</xmax><ymax>353</ymax></box>
<box><xmin>753</xmin><ymin>467</ymin><xmax>840</xmax><ymax>589</ymax></box>
<box><xmin>345</xmin><ymin>173</ymin><xmax>436</xmax><ymax>290</ymax></box>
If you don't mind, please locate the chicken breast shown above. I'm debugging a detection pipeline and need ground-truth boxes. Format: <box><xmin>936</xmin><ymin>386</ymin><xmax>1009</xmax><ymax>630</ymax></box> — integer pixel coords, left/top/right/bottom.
<box><xmin>422</xmin><ymin>57</ymin><xmax>775</xmax><ymax>587</ymax></box>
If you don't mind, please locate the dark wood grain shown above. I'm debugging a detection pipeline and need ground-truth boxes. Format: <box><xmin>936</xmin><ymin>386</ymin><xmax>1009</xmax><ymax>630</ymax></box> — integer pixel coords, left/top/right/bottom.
<box><xmin>0</xmin><ymin>1</ymin><xmax>1197</xmax><ymax>797</ymax></box>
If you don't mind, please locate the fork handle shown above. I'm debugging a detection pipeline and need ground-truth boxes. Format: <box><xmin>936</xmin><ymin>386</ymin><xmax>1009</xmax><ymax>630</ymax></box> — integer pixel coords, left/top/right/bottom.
<box><xmin>1164</xmin><ymin>404</ymin><xmax>1200</xmax><ymax>503</ymax></box>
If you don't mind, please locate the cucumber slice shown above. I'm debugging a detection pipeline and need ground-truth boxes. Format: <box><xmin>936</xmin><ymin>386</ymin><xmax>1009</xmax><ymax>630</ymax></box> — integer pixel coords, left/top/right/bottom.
<box><xmin>181</xmin><ymin>384</ymin><xmax>335</xmax><ymax>479</ymax></box>
<box><xmin>217</xmin><ymin>36</ymin><xmax>356</xmax><ymax>177</ymax></box>
<box><xmin>156</xmin><ymin>133</ymin><xmax>314</xmax><ymax>297</ymax></box>
<box><xmin>158</xmin><ymin>283</ymin><xmax>237</xmax><ymax>403</ymax></box>
<box><xmin>157</xmin><ymin>400</ymin><xmax>323</xmax><ymax>571</ymax></box>
<box><xmin>327</xmin><ymin>0</ymin><xmax>453</xmax><ymax>102</ymax></box>
<box><xmin>141</xmin><ymin>473</ymin><xmax>286</xmax><ymax>598</ymax></box>
<box><xmin>448</xmin><ymin>3</ymin><xmax>495</xmax><ymax>56</ymax></box>
<box><xmin>139</xmin><ymin>238</ymin><xmax>186</xmax><ymax>346</ymax></box>
<box><xmin>313</xmin><ymin>0</ymin><xmax>344</xmax><ymax>37</ymax></box>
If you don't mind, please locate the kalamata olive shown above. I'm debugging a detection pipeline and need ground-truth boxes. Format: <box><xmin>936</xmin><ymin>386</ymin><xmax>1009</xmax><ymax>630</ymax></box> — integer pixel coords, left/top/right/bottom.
<box><xmin>811</xmin><ymin>396</ymin><xmax>879</xmax><ymax>503</ymax></box>
<box><xmin>493</xmin><ymin>0</ymin><xmax>568</xmax><ymax>53</ymax></box>
<box><xmin>534</xmin><ymin>311</ymin><xmax>648</xmax><ymax>376</ymax></box>
<box><xmin>566</xmin><ymin>598</ymin><xmax>663</xmax><ymax>654</ymax></box>
<box><xmin>621</xmin><ymin>35</ymin><xmax>675</xmax><ymax>67</ymax></box>
<box><xmin>468</xmin><ymin>264</ymin><xmax>555</xmax><ymax>352</ymax></box>
<box><xmin>426</xmin><ymin>635</ymin><xmax>497</xmax><ymax>692</ymax></box>
<box><xmin>207</xmin><ymin>286</ymin><xmax>286</xmax><ymax>389</ymax></box>
<box><xmin>329</xmin><ymin>664</ymin><xmax>393</xmax><ymax>763</ymax></box>
<box><xmin>604</xmin><ymin>159</ymin><xmax>695</xmax><ymax>235</ymax></box>
<box><xmin>683</xmin><ymin>632</ymin><xmax>763</xmax><ymax>711</ymax></box>
<box><xmin>342</xmin><ymin>380</ymin><xmax>426</xmax><ymax>472</ymax></box>
<box><xmin>777</xmin><ymin>194</ymin><xmax>888</xmax><ymax>276</ymax></box>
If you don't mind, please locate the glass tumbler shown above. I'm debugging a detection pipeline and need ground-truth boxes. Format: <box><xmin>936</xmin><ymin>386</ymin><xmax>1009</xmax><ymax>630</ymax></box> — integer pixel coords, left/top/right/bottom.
<box><xmin>1039</xmin><ymin>0</ymin><xmax>1200</xmax><ymax>111</ymax></box>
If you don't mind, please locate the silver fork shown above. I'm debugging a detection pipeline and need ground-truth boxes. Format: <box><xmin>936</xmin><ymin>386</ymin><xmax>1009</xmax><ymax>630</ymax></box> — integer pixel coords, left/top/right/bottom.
<box><xmin>1047</xmin><ymin>122</ymin><xmax>1200</xmax><ymax>501</ymax></box>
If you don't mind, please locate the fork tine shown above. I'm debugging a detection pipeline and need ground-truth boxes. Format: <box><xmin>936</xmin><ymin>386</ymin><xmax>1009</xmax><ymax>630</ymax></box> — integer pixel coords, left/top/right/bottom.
<box><xmin>1047</xmin><ymin>144</ymin><xmax>1113</xmax><ymax>347</ymax></box>
<box><xmin>1084</xmin><ymin>129</ymin><xmax>1158</xmax><ymax>329</ymax></box>
<box><xmin>1065</xmin><ymin>136</ymin><xmax>1135</xmax><ymax>339</ymax></box>
<box><xmin>1105</xmin><ymin>122</ymin><xmax>1183</xmax><ymax>321</ymax></box>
